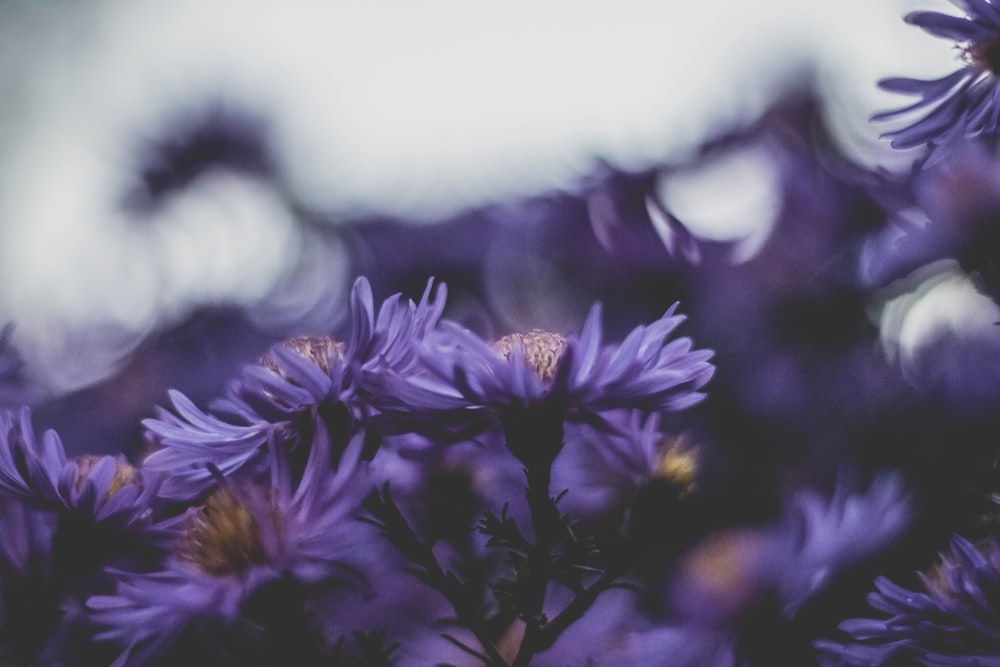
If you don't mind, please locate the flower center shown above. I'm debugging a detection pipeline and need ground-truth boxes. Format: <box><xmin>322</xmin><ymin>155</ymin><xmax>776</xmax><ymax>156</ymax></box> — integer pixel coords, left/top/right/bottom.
<box><xmin>72</xmin><ymin>455</ymin><xmax>140</xmax><ymax>498</ymax></box>
<box><xmin>494</xmin><ymin>330</ymin><xmax>566</xmax><ymax>382</ymax></box>
<box><xmin>180</xmin><ymin>488</ymin><xmax>270</xmax><ymax>575</ymax></box>
<box><xmin>655</xmin><ymin>437</ymin><xmax>698</xmax><ymax>496</ymax></box>
<box><xmin>968</xmin><ymin>39</ymin><xmax>1000</xmax><ymax>75</ymax></box>
<box><xmin>260</xmin><ymin>335</ymin><xmax>344</xmax><ymax>375</ymax></box>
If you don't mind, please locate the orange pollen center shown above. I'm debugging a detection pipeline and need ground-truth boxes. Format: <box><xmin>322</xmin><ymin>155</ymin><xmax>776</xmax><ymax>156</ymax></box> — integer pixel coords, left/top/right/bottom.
<box><xmin>494</xmin><ymin>330</ymin><xmax>567</xmax><ymax>382</ymax></box>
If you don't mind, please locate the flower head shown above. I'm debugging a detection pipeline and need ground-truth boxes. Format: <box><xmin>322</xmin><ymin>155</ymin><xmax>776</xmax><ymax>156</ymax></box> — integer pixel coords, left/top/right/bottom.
<box><xmin>876</xmin><ymin>0</ymin><xmax>1000</xmax><ymax>149</ymax></box>
<box><xmin>817</xmin><ymin>533</ymin><xmax>1000</xmax><ymax>665</ymax></box>
<box><xmin>367</xmin><ymin>301</ymin><xmax>714</xmax><ymax>441</ymax></box>
<box><xmin>0</xmin><ymin>409</ymin><xmax>161</xmax><ymax>532</ymax></box>
<box><xmin>670</xmin><ymin>473</ymin><xmax>912</xmax><ymax>626</ymax></box>
<box><xmin>144</xmin><ymin>276</ymin><xmax>446</xmax><ymax>500</ymax></box>
<box><xmin>89</xmin><ymin>429</ymin><xmax>371</xmax><ymax>666</ymax></box>
<box><xmin>0</xmin><ymin>409</ymin><xmax>175</xmax><ymax>665</ymax></box>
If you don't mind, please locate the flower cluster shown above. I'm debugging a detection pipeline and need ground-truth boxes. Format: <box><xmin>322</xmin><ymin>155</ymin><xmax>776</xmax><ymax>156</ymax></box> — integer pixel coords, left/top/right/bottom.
<box><xmin>0</xmin><ymin>277</ymin><xmax>725</xmax><ymax>666</ymax></box>
<box><xmin>11</xmin><ymin>1</ymin><xmax>1000</xmax><ymax>664</ymax></box>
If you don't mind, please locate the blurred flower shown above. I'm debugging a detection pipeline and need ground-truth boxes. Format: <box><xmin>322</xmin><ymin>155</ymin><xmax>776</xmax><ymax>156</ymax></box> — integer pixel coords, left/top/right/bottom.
<box><xmin>551</xmin><ymin>412</ymin><xmax>700</xmax><ymax>528</ymax></box>
<box><xmin>875</xmin><ymin>0</ymin><xmax>1000</xmax><ymax>150</ymax></box>
<box><xmin>776</xmin><ymin>473</ymin><xmax>913</xmax><ymax>615</ymax></box>
<box><xmin>669</xmin><ymin>473</ymin><xmax>912</xmax><ymax>626</ymax></box>
<box><xmin>817</xmin><ymin>533</ymin><xmax>1000</xmax><ymax>666</ymax></box>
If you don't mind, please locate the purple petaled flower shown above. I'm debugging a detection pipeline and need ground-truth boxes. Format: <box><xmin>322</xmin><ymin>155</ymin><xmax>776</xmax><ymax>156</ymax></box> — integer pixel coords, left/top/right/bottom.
<box><xmin>0</xmin><ymin>409</ymin><xmax>175</xmax><ymax>665</ymax></box>
<box><xmin>0</xmin><ymin>408</ymin><xmax>163</xmax><ymax>535</ymax></box>
<box><xmin>816</xmin><ymin>534</ymin><xmax>1000</xmax><ymax>666</ymax></box>
<box><xmin>670</xmin><ymin>473</ymin><xmax>912</xmax><ymax>627</ymax></box>
<box><xmin>144</xmin><ymin>276</ymin><xmax>445</xmax><ymax>500</ymax></box>
<box><xmin>366</xmin><ymin>301</ymin><xmax>714</xmax><ymax>444</ymax></box>
<box><xmin>551</xmin><ymin>411</ymin><xmax>699</xmax><ymax>526</ymax></box>
<box><xmin>875</xmin><ymin>0</ymin><xmax>1000</xmax><ymax>149</ymax></box>
<box><xmin>89</xmin><ymin>430</ymin><xmax>371</xmax><ymax>666</ymax></box>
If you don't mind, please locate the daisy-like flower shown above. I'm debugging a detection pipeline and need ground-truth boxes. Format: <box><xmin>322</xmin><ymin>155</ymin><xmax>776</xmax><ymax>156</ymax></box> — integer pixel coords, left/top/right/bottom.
<box><xmin>551</xmin><ymin>411</ymin><xmax>700</xmax><ymax>528</ymax></box>
<box><xmin>876</xmin><ymin>0</ymin><xmax>1000</xmax><ymax>150</ymax></box>
<box><xmin>88</xmin><ymin>430</ymin><xmax>371</xmax><ymax>666</ymax></box>
<box><xmin>365</xmin><ymin>301</ymin><xmax>714</xmax><ymax>462</ymax></box>
<box><xmin>0</xmin><ymin>409</ymin><xmax>174</xmax><ymax>665</ymax></box>
<box><xmin>0</xmin><ymin>408</ymin><xmax>164</xmax><ymax>541</ymax></box>
<box><xmin>143</xmin><ymin>275</ymin><xmax>446</xmax><ymax>500</ymax></box>
<box><xmin>816</xmin><ymin>534</ymin><xmax>1000</xmax><ymax>666</ymax></box>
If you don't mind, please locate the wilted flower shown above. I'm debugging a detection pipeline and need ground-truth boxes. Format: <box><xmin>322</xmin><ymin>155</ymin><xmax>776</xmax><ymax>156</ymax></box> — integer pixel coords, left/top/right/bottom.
<box><xmin>875</xmin><ymin>0</ymin><xmax>1000</xmax><ymax>149</ymax></box>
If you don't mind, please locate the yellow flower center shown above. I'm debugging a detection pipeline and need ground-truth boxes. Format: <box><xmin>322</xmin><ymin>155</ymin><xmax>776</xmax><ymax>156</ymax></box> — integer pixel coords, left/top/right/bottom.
<box><xmin>180</xmin><ymin>488</ymin><xmax>271</xmax><ymax>576</ymax></box>
<box><xmin>656</xmin><ymin>436</ymin><xmax>698</xmax><ymax>496</ymax></box>
<box><xmin>494</xmin><ymin>330</ymin><xmax>567</xmax><ymax>382</ymax></box>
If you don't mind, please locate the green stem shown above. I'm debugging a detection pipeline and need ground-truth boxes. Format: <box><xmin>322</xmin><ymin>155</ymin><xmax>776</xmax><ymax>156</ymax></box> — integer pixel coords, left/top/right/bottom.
<box><xmin>511</xmin><ymin>461</ymin><xmax>558</xmax><ymax>667</ymax></box>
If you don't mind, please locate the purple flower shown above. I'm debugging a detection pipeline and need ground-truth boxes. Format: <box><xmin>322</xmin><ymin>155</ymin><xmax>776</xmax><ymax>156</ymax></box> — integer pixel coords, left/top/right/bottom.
<box><xmin>143</xmin><ymin>276</ymin><xmax>446</xmax><ymax>500</ymax></box>
<box><xmin>0</xmin><ymin>408</ymin><xmax>162</xmax><ymax>535</ymax></box>
<box><xmin>0</xmin><ymin>409</ymin><xmax>175</xmax><ymax>665</ymax></box>
<box><xmin>89</xmin><ymin>430</ymin><xmax>371</xmax><ymax>666</ymax></box>
<box><xmin>366</xmin><ymin>301</ymin><xmax>714</xmax><ymax>443</ymax></box>
<box><xmin>817</xmin><ymin>534</ymin><xmax>1000</xmax><ymax>666</ymax></box>
<box><xmin>669</xmin><ymin>473</ymin><xmax>912</xmax><ymax>626</ymax></box>
<box><xmin>875</xmin><ymin>0</ymin><xmax>1000</xmax><ymax>149</ymax></box>
<box><xmin>551</xmin><ymin>411</ymin><xmax>699</xmax><ymax>526</ymax></box>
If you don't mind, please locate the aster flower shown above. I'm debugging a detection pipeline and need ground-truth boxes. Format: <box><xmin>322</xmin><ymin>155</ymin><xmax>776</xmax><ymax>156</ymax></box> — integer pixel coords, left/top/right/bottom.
<box><xmin>669</xmin><ymin>473</ymin><xmax>912</xmax><ymax>627</ymax></box>
<box><xmin>143</xmin><ymin>275</ymin><xmax>446</xmax><ymax>500</ymax></box>
<box><xmin>817</xmin><ymin>533</ymin><xmax>1000</xmax><ymax>666</ymax></box>
<box><xmin>0</xmin><ymin>409</ymin><xmax>175</xmax><ymax>665</ymax></box>
<box><xmin>366</xmin><ymin>301</ymin><xmax>714</xmax><ymax>449</ymax></box>
<box><xmin>875</xmin><ymin>0</ymin><xmax>1000</xmax><ymax>150</ymax></box>
<box><xmin>0</xmin><ymin>408</ymin><xmax>164</xmax><ymax>537</ymax></box>
<box><xmin>550</xmin><ymin>411</ymin><xmax>699</xmax><ymax>527</ymax></box>
<box><xmin>89</xmin><ymin>429</ymin><xmax>371</xmax><ymax>666</ymax></box>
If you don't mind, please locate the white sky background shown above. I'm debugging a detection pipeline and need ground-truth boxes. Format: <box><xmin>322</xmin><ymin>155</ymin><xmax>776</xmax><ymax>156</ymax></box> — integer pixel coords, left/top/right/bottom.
<box><xmin>0</xmin><ymin>0</ymin><xmax>966</xmax><ymax>391</ymax></box>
